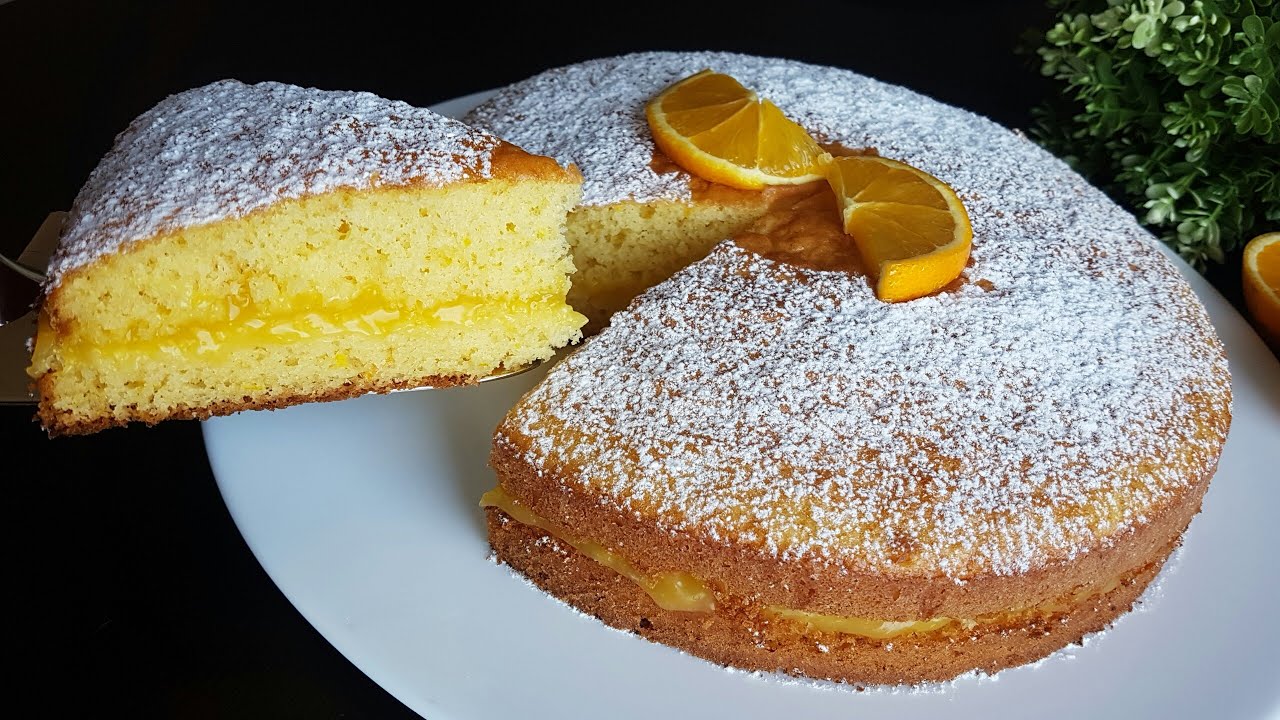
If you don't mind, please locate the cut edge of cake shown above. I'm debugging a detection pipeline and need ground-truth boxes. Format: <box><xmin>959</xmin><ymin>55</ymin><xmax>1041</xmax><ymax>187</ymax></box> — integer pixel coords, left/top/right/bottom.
<box><xmin>28</xmin><ymin>79</ymin><xmax>588</xmax><ymax>435</ymax></box>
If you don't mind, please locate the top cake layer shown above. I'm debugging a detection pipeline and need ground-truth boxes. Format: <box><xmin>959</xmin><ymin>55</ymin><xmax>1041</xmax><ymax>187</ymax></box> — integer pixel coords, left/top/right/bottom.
<box><xmin>495</xmin><ymin>52</ymin><xmax>1232</xmax><ymax>580</ymax></box>
<box><xmin>49</xmin><ymin>79</ymin><xmax>558</xmax><ymax>289</ymax></box>
<box><xmin>466</xmin><ymin>51</ymin><xmax>999</xmax><ymax>207</ymax></box>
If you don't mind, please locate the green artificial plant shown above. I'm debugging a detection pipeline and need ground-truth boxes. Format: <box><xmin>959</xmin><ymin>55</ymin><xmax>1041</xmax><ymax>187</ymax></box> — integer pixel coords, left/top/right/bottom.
<box><xmin>1031</xmin><ymin>0</ymin><xmax>1280</xmax><ymax>269</ymax></box>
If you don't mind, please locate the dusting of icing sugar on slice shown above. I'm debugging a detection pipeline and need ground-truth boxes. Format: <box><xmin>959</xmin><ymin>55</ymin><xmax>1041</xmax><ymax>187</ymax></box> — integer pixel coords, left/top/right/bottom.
<box><xmin>499</xmin><ymin>52</ymin><xmax>1232</xmax><ymax>580</ymax></box>
<box><xmin>47</xmin><ymin>79</ymin><xmax>502</xmax><ymax>289</ymax></box>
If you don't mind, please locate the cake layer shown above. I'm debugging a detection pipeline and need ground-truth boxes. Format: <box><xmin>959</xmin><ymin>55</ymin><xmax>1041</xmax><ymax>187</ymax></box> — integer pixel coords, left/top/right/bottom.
<box><xmin>491</xmin><ymin>419</ymin><xmax>1214</xmax><ymax>621</ymax></box>
<box><xmin>482</xmin><ymin>488</ymin><xmax>1141</xmax><ymax>638</ymax></box>
<box><xmin>47</xmin><ymin>79</ymin><xmax>568</xmax><ymax>288</ymax></box>
<box><xmin>565</xmin><ymin>197</ymin><xmax>766</xmax><ymax>328</ymax></box>
<box><xmin>563</xmin><ymin>181</ymin><xmax>827</xmax><ymax>329</ymax></box>
<box><xmin>481</xmin><ymin>487</ymin><xmax>713</xmax><ymax>613</ymax></box>
<box><xmin>487</xmin><ymin>507</ymin><xmax>1173</xmax><ymax>685</ymax></box>
<box><xmin>44</xmin><ymin>181</ymin><xmax>576</xmax><ymax>342</ymax></box>
<box><xmin>36</xmin><ymin>305</ymin><xmax>578</xmax><ymax>434</ymax></box>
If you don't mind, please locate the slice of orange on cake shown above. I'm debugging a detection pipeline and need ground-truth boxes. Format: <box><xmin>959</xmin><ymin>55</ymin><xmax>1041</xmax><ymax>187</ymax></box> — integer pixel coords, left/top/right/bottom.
<box><xmin>645</xmin><ymin>70</ymin><xmax>828</xmax><ymax>189</ymax></box>
<box><xmin>646</xmin><ymin>68</ymin><xmax>971</xmax><ymax>302</ymax></box>
<box><xmin>826</xmin><ymin>155</ymin><xmax>973</xmax><ymax>302</ymax></box>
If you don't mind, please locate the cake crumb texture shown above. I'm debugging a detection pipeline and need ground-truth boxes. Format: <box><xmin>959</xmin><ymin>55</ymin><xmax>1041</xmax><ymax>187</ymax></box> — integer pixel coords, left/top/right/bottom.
<box><xmin>31</xmin><ymin>79</ymin><xmax>585</xmax><ymax>434</ymax></box>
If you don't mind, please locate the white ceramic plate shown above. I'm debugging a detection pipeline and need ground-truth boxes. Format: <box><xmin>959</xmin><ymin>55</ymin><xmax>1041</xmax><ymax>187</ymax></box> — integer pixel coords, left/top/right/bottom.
<box><xmin>205</xmin><ymin>91</ymin><xmax>1280</xmax><ymax>720</ymax></box>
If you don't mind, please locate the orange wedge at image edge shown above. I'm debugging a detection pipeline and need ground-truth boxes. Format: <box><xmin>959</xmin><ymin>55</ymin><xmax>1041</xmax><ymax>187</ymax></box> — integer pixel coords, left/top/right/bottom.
<box><xmin>1243</xmin><ymin>231</ymin><xmax>1280</xmax><ymax>348</ymax></box>
<box><xmin>645</xmin><ymin>70</ymin><xmax>828</xmax><ymax>190</ymax></box>
<box><xmin>826</xmin><ymin>155</ymin><xmax>973</xmax><ymax>302</ymax></box>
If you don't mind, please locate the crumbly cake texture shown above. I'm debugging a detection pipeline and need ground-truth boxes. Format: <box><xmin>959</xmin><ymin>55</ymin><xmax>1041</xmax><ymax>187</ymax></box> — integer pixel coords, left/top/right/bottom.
<box><xmin>47</xmin><ymin>79</ymin><xmax>506</xmax><ymax>289</ymax></box>
<box><xmin>488</xmin><ymin>52</ymin><xmax>1231</xmax><ymax>682</ymax></box>
<box><xmin>32</xmin><ymin>78</ymin><xmax>585</xmax><ymax>435</ymax></box>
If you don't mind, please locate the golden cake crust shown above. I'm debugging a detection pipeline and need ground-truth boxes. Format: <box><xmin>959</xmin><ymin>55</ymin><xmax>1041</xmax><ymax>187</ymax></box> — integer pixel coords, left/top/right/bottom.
<box><xmin>488</xmin><ymin>141</ymin><xmax>582</xmax><ymax>184</ymax></box>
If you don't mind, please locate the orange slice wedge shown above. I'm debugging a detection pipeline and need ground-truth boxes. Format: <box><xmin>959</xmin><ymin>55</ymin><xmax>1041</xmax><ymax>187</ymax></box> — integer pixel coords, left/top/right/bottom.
<box><xmin>826</xmin><ymin>155</ymin><xmax>973</xmax><ymax>302</ymax></box>
<box><xmin>645</xmin><ymin>70</ymin><xmax>828</xmax><ymax>189</ymax></box>
<box><xmin>1243</xmin><ymin>231</ymin><xmax>1280</xmax><ymax>348</ymax></box>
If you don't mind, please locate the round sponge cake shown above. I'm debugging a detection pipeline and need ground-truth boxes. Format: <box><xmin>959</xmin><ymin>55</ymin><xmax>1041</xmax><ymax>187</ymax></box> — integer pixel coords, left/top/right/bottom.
<box><xmin>480</xmin><ymin>52</ymin><xmax>1232</xmax><ymax>685</ymax></box>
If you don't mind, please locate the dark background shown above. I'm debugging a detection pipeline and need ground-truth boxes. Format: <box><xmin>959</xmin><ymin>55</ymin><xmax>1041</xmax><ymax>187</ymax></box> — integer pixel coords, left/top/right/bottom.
<box><xmin>0</xmin><ymin>0</ymin><xmax>1254</xmax><ymax>717</ymax></box>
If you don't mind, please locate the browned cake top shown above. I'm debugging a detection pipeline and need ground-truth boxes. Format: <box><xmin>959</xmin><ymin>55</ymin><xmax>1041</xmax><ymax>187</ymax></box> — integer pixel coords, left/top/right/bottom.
<box><xmin>47</xmin><ymin>79</ymin><xmax>561</xmax><ymax>289</ymax></box>
<box><xmin>497</xmin><ymin>56</ymin><xmax>1231</xmax><ymax>581</ymax></box>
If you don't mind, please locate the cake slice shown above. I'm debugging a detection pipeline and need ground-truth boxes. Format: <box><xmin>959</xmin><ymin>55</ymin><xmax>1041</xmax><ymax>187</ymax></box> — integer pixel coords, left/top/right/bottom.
<box><xmin>28</xmin><ymin>79</ymin><xmax>585</xmax><ymax>435</ymax></box>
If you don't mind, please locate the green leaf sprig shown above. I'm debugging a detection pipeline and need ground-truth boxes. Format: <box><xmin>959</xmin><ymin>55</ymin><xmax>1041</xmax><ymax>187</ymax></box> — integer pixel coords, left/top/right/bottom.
<box><xmin>1032</xmin><ymin>0</ymin><xmax>1280</xmax><ymax>269</ymax></box>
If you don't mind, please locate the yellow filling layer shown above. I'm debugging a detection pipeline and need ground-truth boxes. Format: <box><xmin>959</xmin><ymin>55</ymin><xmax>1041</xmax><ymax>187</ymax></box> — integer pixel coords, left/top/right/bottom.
<box><xmin>480</xmin><ymin>488</ymin><xmax>715</xmax><ymax>613</ymax></box>
<box><xmin>483</xmin><ymin>487</ymin><xmax>1126</xmax><ymax>640</ymax></box>
<box><xmin>764</xmin><ymin>573</ymin><xmax>1121</xmax><ymax>638</ymax></box>
<box><xmin>762</xmin><ymin>608</ymin><xmax>953</xmax><ymax>639</ymax></box>
<box><xmin>43</xmin><ymin>288</ymin><xmax>568</xmax><ymax>366</ymax></box>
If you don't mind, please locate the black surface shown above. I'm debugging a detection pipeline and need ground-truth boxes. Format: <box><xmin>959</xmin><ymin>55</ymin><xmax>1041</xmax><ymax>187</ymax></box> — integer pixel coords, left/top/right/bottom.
<box><xmin>0</xmin><ymin>1</ymin><xmax>1251</xmax><ymax>717</ymax></box>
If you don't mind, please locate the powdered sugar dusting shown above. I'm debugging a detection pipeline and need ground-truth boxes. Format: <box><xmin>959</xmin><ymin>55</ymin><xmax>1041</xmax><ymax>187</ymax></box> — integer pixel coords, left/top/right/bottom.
<box><xmin>47</xmin><ymin>79</ymin><xmax>502</xmax><ymax>288</ymax></box>
<box><xmin>461</xmin><ymin>52</ymin><xmax>1024</xmax><ymax>208</ymax></box>
<box><xmin>499</xmin><ymin>52</ymin><xmax>1231</xmax><ymax>579</ymax></box>
<box><xmin>466</xmin><ymin>58</ymin><xmax>690</xmax><ymax>206</ymax></box>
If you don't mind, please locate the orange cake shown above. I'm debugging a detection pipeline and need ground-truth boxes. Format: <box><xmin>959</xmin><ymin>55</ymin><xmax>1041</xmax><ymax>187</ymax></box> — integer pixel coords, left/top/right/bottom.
<box><xmin>28</xmin><ymin>79</ymin><xmax>585</xmax><ymax>435</ymax></box>
<box><xmin>480</xmin><ymin>52</ymin><xmax>1233</xmax><ymax>685</ymax></box>
<box><xmin>468</xmin><ymin>56</ymin><xmax>826</xmax><ymax>330</ymax></box>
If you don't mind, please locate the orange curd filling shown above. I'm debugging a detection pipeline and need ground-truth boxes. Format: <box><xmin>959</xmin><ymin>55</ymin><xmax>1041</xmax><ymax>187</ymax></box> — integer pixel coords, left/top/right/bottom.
<box><xmin>36</xmin><ymin>288</ymin><xmax>572</xmax><ymax>367</ymax></box>
<box><xmin>483</xmin><ymin>487</ymin><xmax>1129</xmax><ymax>639</ymax></box>
<box><xmin>481</xmin><ymin>487</ymin><xmax>715</xmax><ymax>613</ymax></box>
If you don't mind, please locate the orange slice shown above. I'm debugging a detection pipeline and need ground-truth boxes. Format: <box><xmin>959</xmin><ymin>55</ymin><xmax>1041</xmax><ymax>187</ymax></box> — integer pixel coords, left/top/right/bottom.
<box><xmin>1243</xmin><ymin>231</ymin><xmax>1280</xmax><ymax>348</ymax></box>
<box><xmin>645</xmin><ymin>70</ymin><xmax>828</xmax><ymax>189</ymax></box>
<box><xmin>826</xmin><ymin>155</ymin><xmax>973</xmax><ymax>302</ymax></box>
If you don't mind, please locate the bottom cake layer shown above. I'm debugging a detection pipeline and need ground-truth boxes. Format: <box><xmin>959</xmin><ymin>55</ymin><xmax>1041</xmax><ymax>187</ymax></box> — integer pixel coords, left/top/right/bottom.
<box><xmin>485</xmin><ymin>507</ymin><xmax>1177</xmax><ymax>686</ymax></box>
<box><xmin>33</xmin><ymin>302</ymin><xmax>580</xmax><ymax>435</ymax></box>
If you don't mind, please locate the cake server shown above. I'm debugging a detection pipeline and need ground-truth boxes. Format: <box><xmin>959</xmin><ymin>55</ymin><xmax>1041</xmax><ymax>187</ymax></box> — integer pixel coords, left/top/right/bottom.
<box><xmin>0</xmin><ymin>212</ymin><xmax>61</xmax><ymax>404</ymax></box>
